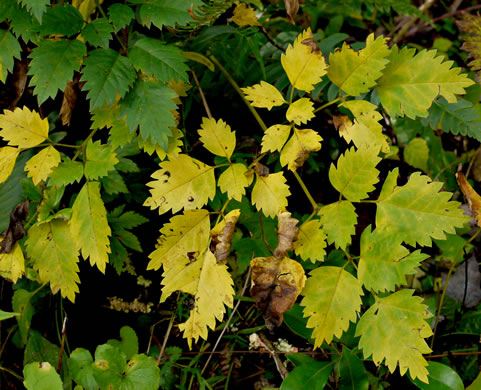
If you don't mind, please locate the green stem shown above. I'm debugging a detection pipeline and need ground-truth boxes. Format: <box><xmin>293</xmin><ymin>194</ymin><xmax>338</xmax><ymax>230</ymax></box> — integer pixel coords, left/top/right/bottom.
<box><xmin>0</xmin><ymin>366</ymin><xmax>23</xmax><ymax>382</ymax></box>
<box><xmin>313</xmin><ymin>96</ymin><xmax>346</xmax><ymax>113</ymax></box>
<box><xmin>430</xmin><ymin>228</ymin><xmax>481</xmax><ymax>349</ymax></box>
<box><xmin>292</xmin><ymin>170</ymin><xmax>318</xmax><ymax>213</ymax></box>
<box><xmin>209</xmin><ymin>55</ymin><xmax>267</xmax><ymax>132</ymax></box>
<box><xmin>48</xmin><ymin>140</ymin><xmax>81</xmax><ymax>149</ymax></box>
<box><xmin>72</xmin><ymin>127</ymin><xmax>100</xmax><ymax>161</ymax></box>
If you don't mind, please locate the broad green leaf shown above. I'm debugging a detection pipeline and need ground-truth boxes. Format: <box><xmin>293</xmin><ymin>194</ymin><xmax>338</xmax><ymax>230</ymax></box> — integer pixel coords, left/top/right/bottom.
<box><xmin>39</xmin><ymin>5</ymin><xmax>83</xmax><ymax>36</ymax></box>
<box><xmin>301</xmin><ymin>266</ymin><xmax>363</xmax><ymax>348</ymax></box>
<box><xmin>198</xmin><ymin>117</ymin><xmax>236</xmax><ymax>159</ymax></box>
<box><xmin>23</xmin><ymin>362</ymin><xmax>63</xmax><ymax>390</ymax></box>
<box><xmin>70</xmin><ymin>182</ymin><xmax>111</xmax><ymax>273</ymax></box>
<box><xmin>467</xmin><ymin>371</ymin><xmax>481</xmax><ymax>390</ymax></box>
<box><xmin>81</xmin><ymin>18</ymin><xmax>113</xmax><ymax>48</ymax></box>
<box><xmin>139</xmin><ymin>0</ymin><xmax>195</xmax><ymax>29</ymax></box>
<box><xmin>84</xmin><ymin>140</ymin><xmax>119</xmax><ymax>180</ymax></box>
<box><xmin>147</xmin><ymin>209</ymin><xmax>210</xmax><ymax>272</ymax></box>
<box><xmin>281</xmin><ymin>357</ymin><xmax>331</xmax><ymax>390</ymax></box>
<box><xmin>175</xmin><ymin>250</ymin><xmax>235</xmax><ymax>349</ymax></box>
<box><xmin>218</xmin><ymin>163</ymin><xmax>250</xmax><ymax>201</ymax></box>
<box><xmin>339</xmin><ymin>346</ymin><xmax>369</xmax><ymax>390</ymax></box>
<box><xmin>281</xmin><ymin>28</ymin><xmax>328</xmax><ymax>93</ymax></box>
<box><xmin>329</xmin><ymin>146</ymin><xmax>381</xmax><ymax>202</ymax></box>
<box><xmin>377</xmin><ymin>46</ymin><xmax>474</xmax><ymax>119</ymax></box>
<box><xmin>69</xmin><ymin>348</ymin><xmax>98</xmax><ymax>390</ymax></box>
<box><xmin>129</xmin><ymin>38</ymin><xmax>189</xmax><ymax>82</ymax></box>
<box><xmin>0</xmin><ymin>107</ymin><xmax>48</xmax><ymax>148</ymax></box>
<box><xmin>113</xmin><ymin>210</ymin><xmax>148</xmax><ymax>230</ymax></box>
<box><xmin>261</xmin><ymin>124</ymin><xmax>291</xmax><ymax>153</ymax></box>
<box><xmin>108</xmin><ymin>3</ymin><xmax>134</xmax><ymax>32</ymax></box>
<box><xmin>19</xmin><ymin>0</ymin><xmax>50</xmax><ymax>22</ymax></box>
<box><xmin>92</xmin><ymin>344</ymin><xmax>126</xmax><ymax>389</ymax></box>
<box><xmin>286</xmin><ymin>98</ymin><xmax>315</xmax><ymax>125</ymax></box>
<box><xmin>48</xmin><ymin>157</ymin><xmax>84</xmax><ymax>187</ymax></box>
<box><xmin>0</xmin><ymin>29</ymin><xmax>21</xmax><ymax>82</ymax></box>
<box><xmin>280</xmin><ymin>128</ymin><xmax>322</xmax><ymax>171</ymax></box>
<box><xmin>293</xmin><ymin>219</ymin><xmax>326</xmax><ymax>263</ymax></box>
<box><xmin>91</xmin><ymin>101</ymin><xmax>133</xmax><ymax>149</ymax></box>
<box><xmin>107</xmin><ymin>326</ymin><xmax>139</xmax><ymax>360</ymax></box>
<box><xmin>241</xmin><ymin>81</ymin><xmax>286</xmax><ymax>110</ymax></box>
<box><xmin>252</xmin><ymin>172</ymin><xmax>290</xmax><ymax>218</ymax></box>
<box><xmin>28</xmin><ymin>40</ymin><xmax>86</xmax><ymax>104</ymax></box>
<box><xmin>340</xmin><ymin>100</ymin><xmax>390</xmax><ymax>153</ymax></box>
<box><xmin>355</xmin><ymin>289</ymin><xmax>432</xmax><ymax>383</ymax></box>
<box><xmin>410</xmin><ymin>361</ymin><xmax>464</xmax><ymax>390</ymax></box>
<box><xmin>26</xmin><ymin>220</ymin><xmax>80</xmax><ymax>302</ymax></box>
<box><xmin>6</xmin><ymin>2</ymin><xmax>41</xmax><ymax>43</ymax></box>
<box><xmin>404</xmin><ymin>138</ymin><xmax>429</xmax><ymax>172</ymax></box>
<box><xmin>24</xmin><ymin>330</ymin><xmax>68</xmax><ymax>376</ymax></box>
<box><xmin>376</xmin><ymin>171</ymin><xmax>470</xmax><ymax>246</ymax></box>
<box><xmin>319</xmin><ymin>201</ymin><xmax>357</xmax><ymax>249</ymax></box>
<box><xmin>358</xmin><ymin>226</ymin><xmax>428</xmax><ymax>293</ymax></box>
<box><xmin>101</xmin><ymin>170</ymin><xmax>128</xmax><ymax>195</ymax></box>
<box><xmin>328</xmin><ymin>33</ymin><xmax>390</xmax><ymax>96</ymax></box>
<box><xmin>81</xmin><ymin>48</ymin><xmax>136</xmax><ymax>110</ymax></box>
<box><xmin>24</xmin><ymin>146</ymin><xmax>61</xmax><ymax>185</ymax></box>
<box><xmin>144</xmin><ymin>154</ymin><xmax>215</xmax><ymax>215</ymax></box>
<box><xmin>118</xmin><ymin>353</ymin><xmax>161</xmax><ymax>390</ymax></box>
<box><xmin>0</xmin><ymin>241</ymin><xmax>25</xmax><ymax>283</ymax></box>
<box><xmin>120</xmin><ymin>79</ymin><xmax>177</xmax><ymax>150</ymax></box>
<box><xmin>0</xmin><ymin>310</ymin><xmax>18</xmax><ymax>321</ymax></box>
<box><xmin>13</xmin><ymin>289</ymin><xmax>33</xmax><ymax>346</ymax></box>
<box><xmin>0</xmin><ymin>146</ymin><xmax>20</xmax><ymax>183</ymax></box>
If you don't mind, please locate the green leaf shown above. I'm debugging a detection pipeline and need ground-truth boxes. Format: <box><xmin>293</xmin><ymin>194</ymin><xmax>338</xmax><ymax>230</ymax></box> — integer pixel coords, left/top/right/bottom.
<box><xmin>404</xmin><ymin>138</ymin><xmax>429</xmax><ymax>172</ymax></box>
<box><xmin>81</xmin><ymin>48</ymin><xmax>136</xmax><ymax>110</ymax></box>
<box><xmin>129</xmin><ymin>38</ymin><xmax>189</xmax><ymax>82</ymax></box>
<box><xmin>359</xmin><ymin>226</ymin><xmax>428</xmax><ymax>293</ymax></box>
<box><xmin>301</xmin><ymin>266</ymin><xmax>363</xmax><ymax>348</ymax></box>
<box><xmin>107</xmin><ymin>326</ymin><xmax>139</xmax><ymax>360</ymax></box>
<box><xmin>24</xmin><ymin>330</ymin><xmax>67</xmax><ymax>375</ymax></box>
<box><xmin>376</xmin><ymin>46</ymin><xmax>474</xmax><ymax>119</ymax></box>
<box><xmin>0</xmin><ymin>310</ymin><xmax>18</xmax><ymax>321</ymax></box>
<box><xmin>26</xmin><ymin>220</ymin><xmax>80</xmax><ymax>302</ymax></box>
<box><xmin>39</xmin><ymin>5</ymin><xmax>83</xmax><ymax>36</ymax></box>
<box><xmin>284</xmin><ymin>303</ymin><xmax>313</xmax><ymax>340</ymax></box>
<box><xmin>69</xmin><ymin>348</ymin><xmax>98</xmax><ymax>390</ymax></box>
<box><xmin>339</xmin><ymin>346</ymin><xmax>369</xmax><ymax>390</ymax></box>
<box><xmin>467</xmin><ymin>371</ymin><xmax>481</xmax><ymax>390</ymax></box>
<box><xmin>281</xmin><ymin>356</ymin><xmax>331</xmax><ymax>390</ymax></box>
<box><xmin>116</xmin><ymin>228</ymin><xmax>141</xmax><ymax>252</ymax></box>
<box><xmin>12</xmin><ymin>289</ymin><xmax>33</xmax><ymax>346</ymax></box>
<box><xmin>101</xmin><ymin>170</ymin><xmax>128</xmax><ymax>195</ymax></box>
<box><xmin>19</xmin><ymin>0</ymin><xmax>50</xmax><ymax>22</ymax></box>
<box><xmin>376</xmin><ymin>171</ymin><xmax>470</xmax><ymax>246</ymax></box>
<box><xmin>410</xmin><ymin>361</ymin><xmax>464</xmax><ymax>390</ymax></box>
<box><xmin>8</xmin><ymin>2</ymin><xmax>41</xmax><ymax>43</ymax></box>
<box><xmin>70</xmin><ymin>181</ymin><xmax>112</xmax><ymax>273</ymax></box>
<box><xmin>84</xmin><ymin>140</ymin><xmax>119</xmax><ymax>180</ymax></box>
<box><xmin>23</xmin><ymin>362</ymin><xmax>63</xmax><ymax>390</ymax></box>
<box><xmin>120</xmin><ymin>354</ymin><xmax>161</xmax><ymax>390</ymax></box>
<box><xmin>0</xmin><ymin>29</ymin><xmax>21</xmax><ymax>83</ymax></box>
<box><xmin>329</xmin><ymin>145</ymin><xmax>381</xmax><ymax>202</ymax></box>
<box><xmin>120</xmin><ymin>79</ymin><xmax>177</xmax><ymax>150</ymax></box>
<box><xmin>318</xmin><ymin>200</ymin><xmax>357</xmax><ymax>249</ymax></box>
<box><xmin>81</xmin><ymin>18</ymin><xmax>113</xmax><ymax>48</ymax></box>
<box><xmin>356</xmin><ymin>290</ymin><xmax>432</xmax><ymax>383</ymax></box>
<box><xmin>93</xmin><ymin>344</ymin><xmax>126</xmax><ymax>389</ymax></box>
<box><xmin>139</xmin><ymin>0</ymin><xmax>195</xmax><ymax>29</ymax></box>
<box><xmin>112</xmin><ymin>210</ymin><xmax>148</xmax><ymax>230</ymax></box>
<box><xmin>48</xmin><ymin>157</ymin><xmax>84</xmax><ymax>188</ymax></box>
<box><xmin>108</xmin><ymin>3</ymin><xmax>134</xmax><ymax>32</ymax></box>
<box><xmin>327</xmin><ymin>33</ymin><xmax>390</xmax><ymax>96</ymax></box>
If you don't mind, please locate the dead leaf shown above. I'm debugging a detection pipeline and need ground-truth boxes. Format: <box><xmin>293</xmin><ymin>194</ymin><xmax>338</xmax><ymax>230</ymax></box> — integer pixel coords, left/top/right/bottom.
<box><xmin>211</xmin><ymin>209</ymin><xmax>240</xmax><ymax>264</ymax></box>
<box><xmin>456</xmin><ymin>172</ymin><xmax>481</xmax><ymax>227</ymax></box>
<box><xmin>8</xmin><ymin>58</ymin><xmax>28</xmax><ymax>110</ymax></box>
<box><xmin>284</xmin><ymin>0</ymin><xmax>299</xmax><ymax>24</ymax></box>
<box><xmin>255</xmin><ymin>162</ymin><xmax>269</xmax><ymax>177</ymax></box>
<box><xmin>273</xmin><ymin>211</ymin><xmax>299</xmax><ymax>258</ymax></box>
<box><xmin>472</xmin><ymin>149</ymin><xmax>481</xmax><ymax>182</ymax></box>
<box><xmin>333</xmin><ymin>115</ymin><xmax>352</xmax><ymax>136</ymax></box>
<box><xmin>60</xmin><ymin>74</ymin><xmax>82</xmax><ymax>126</ymax></box>
<box><xmin>300</xmin><ymin>29</ymin><xmax>320</xmax><ymax>52</ymax></box>
<box><xmin>0</xmin><ymin>201</ymin><xmax>30</xmax><ymax>254</ymax></box>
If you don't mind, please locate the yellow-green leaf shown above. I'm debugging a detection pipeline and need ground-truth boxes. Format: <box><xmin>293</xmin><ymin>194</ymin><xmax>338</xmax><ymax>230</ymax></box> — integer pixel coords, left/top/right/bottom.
<box><xmin>294</xmin><ymin>219</ymin><xmax>326</xmax><ymax>263</ymax></box>
<box><xmin>84</xmin><ymin>140</ymin><xmax>119</xmax><ymax>180</ymax></box>
<box><xmin>155</xmin><ymin>127</ymin><xmax>183</xmax><ymax>160</ymax></box>
<box><xmin>24</xmin><ymin>146</ymin><xmax>61</xmax><ymax>185</ymax></box>
<box><xmin>0</xmin><ymin>107</ymin><xmax>48</xmax><ymax>148</ymax></box>
<box><xmin>0</xmin><ymin>146</ymin><xmax>20</xmax><ymax>184</ymax></box>
<box><xmin>218</xmin><ymin>163</ymin><xmax>249</xmax><ymax>201</ymax></box>
<box><xmin>261</xmin><ymin>124</ymin><xmax>291</xmax><ymax>153</ymax></box>
<box><xmin>404</xmin><ymin>138</ymin><xmax>429</xmax><ymax>172</ymax></box>
<box><xmin>252</xmin><ymin>172</ymin><xmax>290</xmax><ymax>218</ymax></box>
<box><xmin>319</xmin><ymin>201</ymin><xmax>357</xmax><ymax>249</ymax></box>
<box><xmin>280</xmin><ymin>129</ymin><xmax>322</xmax><ymax>171</ymax></box>
<box><xmin>241</xmin><ymin>81</ymin><xmax>286</xmax><ymax>110</ymax></box>
<box><xmin>0</xmin><ymin>241</ymin><xmax>25</xmax><ymax>283</ymax></box>
<box><xmin>231</xmin><ymin>3</ymin><xmax>261</xmax><ymax>27</ymax></box>
<box><xmin>144</xmin><ymin>154</ymin><xmax>216</xmax><ymax>215</ymax></box>
<box><xmin>281</xmin><ymin>28</ymin><xmax>327</xmax><ymax>92</ymax></box>
<box><xmin>198</xmin><ymin>117</ymin><xmax>236</xmax><ymax>159</ymax></box>
<box><xmin>286</xmin><ymin>98</ymin><xmax>315</xmax><ymax>125</ymax></box>
<box><xmin>70</xmin><ymin>181</ymin><xmax>111</xmax><ymax>273</ymax></box>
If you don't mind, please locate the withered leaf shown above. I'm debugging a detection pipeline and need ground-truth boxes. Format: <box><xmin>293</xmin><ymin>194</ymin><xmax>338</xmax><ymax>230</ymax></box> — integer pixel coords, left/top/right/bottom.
<box><xmin>211</xmin><ymin>209</ymin><xmax>240</xmax><ymax>264</ymax></box>
<box><xmin>333</xmin><ymin>115</ymin><xmax>352</xmax><ymax>136</ymax></box>
<box><xmin>456</xmin><ymin>172</ymin><xmax>481</xmax><ymax>227</ymax></box>
<box><xmin>0</xmin><ymin>201</ymin><xmax>30</xmax><ymax>254</ymax></box>
<box><xmin>255</xmin><ymin>162</ymin><xmax>269</xmax><ymax>177</ymax></box>
<box><xmin>60</xmin><ymin>74</ymin><xmax>82</xmax><ymax>126</ymax></box>
<box><xmin>273</xmin><ymin>211</ymin><xmax>299</xmax><ymax>258</ymax></box>
<box><xmin>8</xmin><ymin>58</ymin><xmax>28</xmax><ymax>110</ymax></box>
<box><xmin>284</xmin><ymin>0</ymin><xmax>299</xmax><ymax>24</ymax></box>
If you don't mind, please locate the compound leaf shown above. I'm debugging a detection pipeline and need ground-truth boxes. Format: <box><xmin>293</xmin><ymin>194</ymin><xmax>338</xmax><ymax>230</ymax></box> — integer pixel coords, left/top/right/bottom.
<box><xmin>301</xmin><ymin>266</ymin><xmax>363</xmax><ymax>348</ymax></box>
<box><xmin>0</xmin><ymin>106</ymin><xmax>48</xmax><ymax>148</ymax></box>
<box><xmin>286</xmin><ymin>98</ymin><xmax>315</xmax><ymax>125</ymax></box>
<box><xmin>355</xmin><ymin>289</ymin><xmax>432</xmax><ymax>383</ymax></box>
<box><xmin>70</xmin><ymin>182</ymin><xmax>111</xmax><ymax>273</ymax></box>
<box><xmin>26</xmin><ymin>220</ymin><xmax>80</xmax><ymax>302</ymax></box>
<box><xmin>293</xmin><ymin>219</ymin><xmax>326</xmax><ymax>263</ymax></box>
<box><xmin>0</xmin><ymin>147</ymin><xmax>20</xmax><ymax>183</ymax></box>
<box><xmin>0</xmin><ymin>29</ymin><xmax>21</xmax><ymax>83</ymax></box>
<box><xmin>84</xmin><ymin>140</ymin><xmax>119</xmax><ymax>180</ymax></box>
<box><xmin>218</xmin><ymin>163</ymin><xmax>250</xmax><ymax>201</ymax></box>
<box><xmin>139</xmin><ymin>0</ymin><xmax>195</xmax><ymax>29</ymax></box>
<box><xmin>19</xmin><ymin>0</ymin><xmax>50</xmax><ymax>22</ymax></box>
<box><xmin>0</xmin><ymin>241</ymin><xmax>25</xmax><ymax>283</ymax></box>
<box><xmin>261</xmin><ymin>124</ymin><xmax>291</xmax><ymax>153</ymax></box>
<box><xmin>280</xmin><ymin>128</ymin><xmax>322</xmax><ymax>171</ymax></box>
<box><xmin>198</xmin><ymin>117</ymin><xmax>236</xmax><ymax>159</ymax></box>
<box><xmin>81</xmin><ymin>18</ymin><xmax>113</xmax><ymax>48</ymax></box>
<box><xmin>144</xmin><ymin>154</ymin><xmax>216</xmax><ymax>215</ymax></box>
<box><xmin>252</xmin><ymin>172</ymin><xmax>290</xmax><ymax>218</ymax></box>
<box><xmin>241</xmin><ymin>81</ymin><xmax>285</xmax><ymax>110</ymax></box>
<box><xmin>39</xmin><ymin>4</ymin><xmax>83</xmax><ymax>36</ymax></box>
<box><xmin>108</xmin><ymin>3</ymin><xmax>134</xmax><ymax>32</ymax></box>
<box><xmin>48</xmin><ymin>157</ymin><xmax>84</xmax><ymax>188</ymax></box>
<box><xmin>24</xmin><ymin>146</ymin><xmax>61</xmax><ymax>185</ymax></box>
<box><xmin>318</xmin><ymin>200</ymin><xmax>357</xmax><ymax>249</ymax></box>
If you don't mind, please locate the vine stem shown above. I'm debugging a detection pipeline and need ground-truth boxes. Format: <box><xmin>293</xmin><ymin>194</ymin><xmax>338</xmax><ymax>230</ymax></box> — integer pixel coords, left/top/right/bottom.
<box><xmin>291</xmin><ymin>170</ymin><xmax>318</xmax><ymax>213</ymax></box>
<box><xmin>0</xmin><ymin>366</ymin><xmax>23</xmax><ymax>382</ymax></box>
<box><xmin>430</xmin><ymin>228</ymin><xmax>481</xmax><ymax>349</ymax></box>
<box><xmin>209</xmin><ymin>55</ymin><xmax>267</xmax><ymax>132</ymax></box>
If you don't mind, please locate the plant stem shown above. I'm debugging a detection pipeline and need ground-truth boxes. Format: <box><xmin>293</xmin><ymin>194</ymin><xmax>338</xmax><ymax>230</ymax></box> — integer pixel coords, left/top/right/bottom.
<box><xmin>72</xmin><ymin>127</ymin><xmax>100</xmax><ymax>161</ymax></box>
<box><xmin>292</xmin><ymin>170</ymin><xmax>318</xmax><ymax>213</ymax></box>
<box><xmin>313</xmin><ymin>96</ymin><xmax>345</xmax><ymax>113</ymax></box>
<box><xmin>191</xmin><ymin>70</ymin><xmax>213</xmax><ymax>120</ymax></box>
<box><xmin>0</xmin><ymin>366</ymin><xmax>23</xmax><ymax>382</ymax></box>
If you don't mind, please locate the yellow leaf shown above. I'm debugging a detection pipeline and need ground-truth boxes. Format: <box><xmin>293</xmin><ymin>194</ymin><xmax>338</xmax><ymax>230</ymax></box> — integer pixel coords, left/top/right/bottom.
<box><xmin>198</xmin><ymin>117</ymin><xmax>236</xmax><ymax>159</ymax></box>
<box><xmin>72</xmin><ymin>0</ymin><xmax>102</xmax><ymax>21</ymax></box>
<box><xmin>252</xmin><ymin>172</ymin><xmax>291</xmax><ymax>218</ymax></box>
<box><xmin>280</xmin><ymin>128</ymin><xmax>322</xmax><ymax>171</ymax></box>
<box><xmin>145</xmin><ymin>155</ymin><xmax>216</xmax><ymax>215</ymax></box>
<box><xmin>174</xmin><ymin>250</ymin><xmax>235</xmax><ymax>349</ymax></box>
<box><xmin>340</xmin><ymin>100</ymin><xmax>390</xmax><ymax>153</ymax></box>
<box><xmin>286</xmin><ymin>98</ymin><xmax>315</xmax><ymax>125</ymax></box>
<box><xmin>218</xmin><ymin>163</ymin><xmax>250</xmax><ymax>201</ymax></box>
<box><xmin>281</xmin><ymin>28</ymin><xmax>327</xmax><ymax>92</ymax></box>
<box><xmin>294</xmin><ymin>219</ymin><xmax>327</xmax><ymax>263</ymax></box>
<box><xmin>147</xmin><ymin>209</ymin><xmax>210</xmax><ymax>272</ymax></box>
<box><xmin>261</xmin><ymin>124</ymin><xmax>291</xmax><ymax>153</ymax></box>
<box><xmin>241</xmin><ymin>81</ymin><xmax>286</xmax><ymax>110</ymax></box>
<box><xmin>231</xmin><ymin>3</ymin><xmax>261</xmax><ymax>27</ymax></box>
<box><xmin>211</xmin><ymin>209</ymin><xmax>240</xmax><ymax>263</ymax></box>
<box><xmin>24</xmin><ymin>146</ymin><xmax>61</xmax><ymax>185</ymax></box>
<box><xmin>138</xmin><ymin>128</ymin><xmax>183</xmax><ymax>160</ymax></box>
<box><xmin>0</xmin><ymin>241</ymin><xmax>25</xmax><ymax>283</ymax></box>
<box><xmin>0</xmin><ymin>107</ymin><xmax>48</xmax><ymax>148</ymax></box>
<box><xmin>0</xmin><ymin>146</ymin><xmax>20</xmax><ymax>184</ymax></box>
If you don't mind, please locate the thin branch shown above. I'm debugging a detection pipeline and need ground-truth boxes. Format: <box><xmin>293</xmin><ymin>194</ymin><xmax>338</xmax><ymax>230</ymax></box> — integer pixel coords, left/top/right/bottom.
<box><xmin>391</xmin><ymin>0</ymin><xmax>436</xmax><ymax>45</ymax></box>
<box><xmin>292</xmin><ymin>170</ymin><xmax>318</xmax><ymax>213</ymax></box>
<box><xmin>258</xmin><ymin>333</ymin><xmax>289</xmax><ymax>379</ymax></box>
<box><xmin>192</xmin><ymin>70</ymin><xmax>213</xmax><ymax>119</ymax></box>
<box><xmin>260</xmin><ymin>26</ymin><xmax>285</xmax><ymax>51</ymax></box>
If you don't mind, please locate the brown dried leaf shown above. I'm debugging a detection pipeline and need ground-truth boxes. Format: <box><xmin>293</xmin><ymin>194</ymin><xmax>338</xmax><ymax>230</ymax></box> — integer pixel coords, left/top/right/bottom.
<box><xmin>8</xmin><ymin>59</ymin><xmax>28</xmax><ymax>110</ymax></box>
<box><xmin>456</xmin><ymin>172</ymin><xmax>481</xmax><ymax>227</ymax></box>
<box><xmin>255</xmin><ymin>162</ymin><xmax>269</xmax><ymax>177</ymax></box>
<box><xmin>250</xmin><ymin>256</ymin><xmax>305</xmax><ymax>329</ymax></box>
<box><xmin>333</xmin><ymin>114</ymin><xmax>352</xmax><ymax>136</ymax></box>
<box><xmin>284</xmin><ymin>0</ymin><xmax>299</xmax><ymax>24</ymax></box>
<box><xmin>211</xmin><ymin>209</ymin><xmax>240</xmax><ymax>264</ymax></box>
<box><xmin>0</xmin><ymin>201</ymin><xmax>30</xmax><ymax>254</ymax></box>
<box><xmin>274</xmin><ymin>211</ymin><xmax>299</xmax><ymax>258</ymax></box>
<box><xmin>472</xmin><ymin>149</ymin><xmax>481</xmax><ymax>182</ymax></box>
<box><xmin>60</xmin><ymin>74</ymin><xmax>82</xmax><ymax>126</ymax></box>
